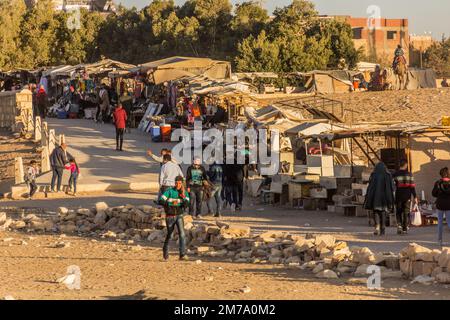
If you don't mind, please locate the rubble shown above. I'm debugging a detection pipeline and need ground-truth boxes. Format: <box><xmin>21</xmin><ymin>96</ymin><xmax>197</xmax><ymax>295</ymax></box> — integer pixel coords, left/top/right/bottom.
<box><xmin>2</xmin><ymin>204</ymin><xmax>450</xmax><ymax>287</ymax></box>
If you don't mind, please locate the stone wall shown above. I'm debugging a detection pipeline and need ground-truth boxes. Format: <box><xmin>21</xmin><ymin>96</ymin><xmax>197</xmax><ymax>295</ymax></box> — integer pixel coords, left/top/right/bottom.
<box><xmin>0</xmin><ymin>89</ymin><xmax>33</xmax><ymax>132</ymax></box>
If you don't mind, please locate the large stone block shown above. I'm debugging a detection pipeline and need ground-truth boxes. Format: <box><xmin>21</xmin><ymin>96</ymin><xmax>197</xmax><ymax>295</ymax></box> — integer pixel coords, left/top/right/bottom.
<box><xmin>411</xmin><ymin>261</ymin><xmax>437</xmax><ymax>277</ymax></box>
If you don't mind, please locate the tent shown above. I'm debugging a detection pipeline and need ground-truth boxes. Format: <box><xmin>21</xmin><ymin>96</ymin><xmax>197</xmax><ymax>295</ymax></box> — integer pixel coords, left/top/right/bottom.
<box><xmin>385</xmin><ymin>68</ymin><xmax>437</xmax><ymax>90</ymax></box>
<box><xmin>297</xmin><ymin>70</ymin><xmax>363</xmax><ymax>94</ymax></box>
<box><xmin>131</xmin><ymin>56</ymin><xmax>232</xmax><ymax>84</ymax></box>
<box><xmin>245</xmin><ymin>105</ymin><xmax>305</xmax><ymax>126</ymax></box>
<box><xmin>52</xmin><ymin>59</ymin><xmax>135</xmax><ymax>78</ymax></box>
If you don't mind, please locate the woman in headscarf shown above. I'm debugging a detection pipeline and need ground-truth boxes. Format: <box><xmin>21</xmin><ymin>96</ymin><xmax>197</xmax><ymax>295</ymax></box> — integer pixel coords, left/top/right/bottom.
<box><xmin>36</xmin><ymin>86</ymin><xmax>48</xmax><ymax>119</ymax></box>
<box><xmin>364</xmin><ymin>162</ymin><xmax>395</xmax><ymax>236</ymax></box>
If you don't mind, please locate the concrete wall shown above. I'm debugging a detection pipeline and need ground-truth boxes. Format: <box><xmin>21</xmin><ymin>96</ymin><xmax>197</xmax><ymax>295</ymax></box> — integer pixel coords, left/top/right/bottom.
<box><xmin>0</xmin><ymin>89</ymin><xmax>33</xmax><ymax>132</ymax></box>
<box><xmin>409</xmin><ymin>132</ymin><xmax>450</xmax><ymax>202</ymax></box>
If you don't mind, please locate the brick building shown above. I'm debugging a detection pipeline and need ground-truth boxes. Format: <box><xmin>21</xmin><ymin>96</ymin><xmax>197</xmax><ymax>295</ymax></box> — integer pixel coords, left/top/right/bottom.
<box><xmin>323</xmin><ymin>15</ymin><xmax>409</xmax><ymax>65</ymax></box>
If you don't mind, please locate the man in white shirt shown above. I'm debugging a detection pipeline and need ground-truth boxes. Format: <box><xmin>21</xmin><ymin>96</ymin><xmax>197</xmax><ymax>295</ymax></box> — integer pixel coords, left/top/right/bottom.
<box><xmin>160</xmin><ymin>154</ymin><xmax>184</xmax><ymax>194</ymax></box>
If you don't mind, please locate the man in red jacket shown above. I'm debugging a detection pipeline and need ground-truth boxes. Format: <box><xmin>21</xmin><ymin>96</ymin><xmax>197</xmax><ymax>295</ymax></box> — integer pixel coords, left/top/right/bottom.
<box><xmin>112</xmin><ymin>104</ymin><xmax>127</xmax><ymax>151</ymax></box>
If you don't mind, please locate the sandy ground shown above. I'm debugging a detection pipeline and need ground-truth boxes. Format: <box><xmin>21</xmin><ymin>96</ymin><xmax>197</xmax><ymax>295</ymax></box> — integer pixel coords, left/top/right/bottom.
<box><xmin>1</xmin><ymin>230</ymin><xmax>450</xmax><ymax>300</ymax></box>
<box><xmin>262</xmin><ymin>88</ymin><xmax>450</xmax><ymax>125</ymax></box>
<box><xmin>0</xmin><ymin>132</ymin><xmax>40</xmax><ymax>194</ymax></box>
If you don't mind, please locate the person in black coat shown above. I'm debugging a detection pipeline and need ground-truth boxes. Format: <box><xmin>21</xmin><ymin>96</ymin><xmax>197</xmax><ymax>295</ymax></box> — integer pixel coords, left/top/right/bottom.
<box><xmin>364</xmin><ymin>162</ymin><xmax>395</xmax><ymax>236</ymax></box>
<box><xmin>432</xmin><ymin>167</ymin><xmax>450</xmax><ymax>246</ymax></box>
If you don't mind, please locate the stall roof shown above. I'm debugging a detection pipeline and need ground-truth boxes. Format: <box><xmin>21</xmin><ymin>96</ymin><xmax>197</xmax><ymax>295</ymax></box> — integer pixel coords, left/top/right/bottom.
<box><xmin>302</xmin><ymin>122</ymin><xmax>450</xmax><ymax>141</ymax></box>
<box><xmin>53</xmin><ymin>59</ymin><xmax>135</xmax><ymax>78</ymax></box>
<box><xmin>131</xmin><ymin>56</ymin><xmax>232</xmax><ymax>82</ymax></box>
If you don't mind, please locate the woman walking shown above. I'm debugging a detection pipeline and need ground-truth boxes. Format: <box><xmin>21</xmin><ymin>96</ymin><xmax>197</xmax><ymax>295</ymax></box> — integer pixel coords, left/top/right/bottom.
<box><xmin>432</xmin><ymin>167</ymin><xmax>450</xmax><ymax>247</ymax></box>
<box><xmin>364</xmin><ymin>162</ymin><xmax>395</xmax><ymax>236</ymax></box>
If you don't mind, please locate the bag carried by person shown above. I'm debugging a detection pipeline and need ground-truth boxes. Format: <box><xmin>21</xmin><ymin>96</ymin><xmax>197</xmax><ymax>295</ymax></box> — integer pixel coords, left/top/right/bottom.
<box><xmin>410</xmin><ymin>203</ymin><xmax>422</xmax><ymax>227</ymax></box>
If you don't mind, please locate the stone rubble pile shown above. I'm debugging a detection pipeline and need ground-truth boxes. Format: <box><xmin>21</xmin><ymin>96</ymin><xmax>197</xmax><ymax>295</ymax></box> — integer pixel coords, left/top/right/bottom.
<box><xmin>2</xmin><ymin>203</ymin><xmax>450</xmax><ymax>285</ymax></box>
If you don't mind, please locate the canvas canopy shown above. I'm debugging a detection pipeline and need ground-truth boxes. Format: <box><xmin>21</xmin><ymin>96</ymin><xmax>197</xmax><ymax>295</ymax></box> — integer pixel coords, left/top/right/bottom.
<box><xmin>132</xmin><ymin>56</ymin><xmax>232</xmax><ymax>84</ymax></box>
<box><xmin>385</xmin><ymin>68</ymin><xmax>437</xmax><ymax>90</ymax></box>
<box><xmin>291</xmin><ymin>70</ymin><xmax>363</xmax><ymax>94</ymax></box>
<box><xmin>245</xmin><ymin>105</ymin><xmax>305</xmax><ymax>126</ymax></box>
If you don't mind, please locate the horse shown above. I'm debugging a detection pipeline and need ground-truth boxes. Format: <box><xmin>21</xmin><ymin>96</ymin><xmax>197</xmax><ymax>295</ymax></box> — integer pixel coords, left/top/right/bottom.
<box><xmin>393</xmin><ymin>56</ymin><xmax>407</xmax><ymax>90</ymax></box>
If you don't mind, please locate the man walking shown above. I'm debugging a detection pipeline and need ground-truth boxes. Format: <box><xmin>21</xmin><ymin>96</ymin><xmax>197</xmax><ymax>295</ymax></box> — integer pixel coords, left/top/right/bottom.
<box><xmin>160</xmin><ymin>176</ymin><xmax>190</xmax><ymax>261</ymax></box>
<box><xmin>186</xmin><ymin>157</ymin><xmax>208</xmax><ymax>218</ymax></box>
<box><xmin>393</xmin><ymin>159</ymin><xmax>418</xmax><ymax>234</ymax></box>
<box><xmin>160</xmin><ymin>154</ymin><xmax>184</xmax><ymax>195</ymax></box>
<box><xmin>50</xmin><ymin>143</ymin><xmax>71</xmax><ymax>193</ymax></box>
<box><xmin>432</xmin><ymin>167</ymin><xmax>450</xmax><ymax>247</ymax></box>
<box><xmin>112</xmin><ymin>104</ymin><xmax>127</xmax><ymax>151</ymax></box>
<box><xmin>207</xmin><ymin>161</ymin><xmax>223</xmax><ymax>217</ymax></box>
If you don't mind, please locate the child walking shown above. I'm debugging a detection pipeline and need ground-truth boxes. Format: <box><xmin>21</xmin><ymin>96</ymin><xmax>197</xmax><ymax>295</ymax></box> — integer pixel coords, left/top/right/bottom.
<box><xmin>65</xmin><ymin>158</ymin><xmax>80</xmax><ymax>196</ymax></box>
<box><xmin>25</xmin><ymin>160</ymin><xmax>39</xmax><ymax>199</ymax></box>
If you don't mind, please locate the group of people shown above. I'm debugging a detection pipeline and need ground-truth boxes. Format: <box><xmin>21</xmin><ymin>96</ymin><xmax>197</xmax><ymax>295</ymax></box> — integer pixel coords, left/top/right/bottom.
<box><xmin>25</xmin><ymin>143</ymin><xmax>80</xmax><ymax>199</ymax></box>
<box><xmin>148</xmin><ymin>148</ymin><xmax>246</xmax><ymax>219</ymax></box>
<box><xmin>364</xmin><ymin>159</ymin><xmax>450</xmax><ymax>246</ymax></box>
<box><xmin>150</xmin><ymin>149</ymin><xmax>249</xmax><ymax>261</ymax></box>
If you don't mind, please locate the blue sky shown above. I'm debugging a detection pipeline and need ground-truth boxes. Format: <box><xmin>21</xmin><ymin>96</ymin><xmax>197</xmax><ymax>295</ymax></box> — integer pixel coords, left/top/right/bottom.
<box><xmin>118</xmin><ymin>0</ymin><xmax>448</xmax><ymax>38</ymax></box>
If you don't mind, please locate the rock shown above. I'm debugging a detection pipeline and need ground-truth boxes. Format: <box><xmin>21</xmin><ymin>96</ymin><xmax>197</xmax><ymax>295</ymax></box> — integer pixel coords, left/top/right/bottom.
<box><xmin>354</xmin><ymin>264</ymin><xmax>373</xmax><ymax>277</ymax></box>
<box><xmin>435</xmin><ymin>272</ymin><xmax>450</xmax><ymax>284</ymax></box>
<box><xmin>382</xmin><ymin>270</ymin><xmax>403</xmax><ymax>279</ymax></box>
<box><xmin>53</xmin><ymin>241</ymin><xmax>70</xmax><ymax>248</ymax></box>
<box><xmin>23</xmin><ymin>214</ymin><xmax>38</xmax><ymax>222</ymax></box>
<box><xmin>312</xmin><ymin>263</ymin><xmax>324</xmax><ymax>274</ymax></box>
<box><xmin>103</xmin><ymin>217</ymin><xmax>119</xmax><ymax>230</ymax></box>
<box><xmin>270</xmin><ymin>248</ymin><xmax>282</xmax><ymax>257</ymax></box>
<box><xmin>58</xmin><ymin>223</ymin><xmax>77</xmax><ymax>234</ymax></box>
<box><xmin>131</xmin><ymin>245</ymin><xmax>143</xmax><ymax>252</ymax></box>
<box><xmin>336</xmin><ymin>265</ymin><xmax>354</xmax><ymax>274</ymax></box>
<box><xmin>206</xmin><ymin>226</ymin><xmax>221</xmax><ymax>235</ymax></box>
<box><xmin>148</xmin><ymin>230</ymin><xmax>165</xmax><ymax>242</ymax></box>
<box><xmin>302</xmin><ymin>261</ymin><xmax>317</xmax><ymax>270</ymax></box>
<box><xmin>95</xmin><ymin>202</ymin><xmax>108</xmax><ymax>213</ymax></box>
<box><xmin>77</xmin><ymin>208</ymin><xmax>93</xmax><ymax>216</ymax></box>
<box><xmin>197</xmin><ymin>246</ymin><xmax>212</xmax><ymax>254</ymax></box>
<box><xmin>432</xmin><ymin>267</ymin><xmax>444</xmax><ymax>278</ymax></box>
<box><xmin>294</xmin><ymin>239</ymin><xmax>315</xmax><ymax>253</ymax></box>
<box><xmin>384</xmin><ymin>255</ymin><xmax>400</xmax><ymax>270</ymax></box>
<box><xmin>438</xmin><ymin>249</ymin><xmax>450</xmax><ymax>268</ymax></box>
<box><xmin>132</xmin><ymin>234</ymin><xmax>142</xmax><ymax>242</ymax></box>
<box><xmin>285</xmin><ymin>256</ymin><xmax>301</xmax><ymax>264</ymax></box>
<box><xmin>93</xmin><ymin>211</ymin><xmax>107</xmax><ymax>226</ymax></box>
<box><xmin>2</xmin><ymin>295</ymin><xmax>15</xmax><ymax>300</ymax></box>
<box><xmin>400</xmin><ymin>243</ymin><xmax>432</xmax><ymax>260</ymax></box>
<box><xmin>29</xmin><ymin>220</ymin><xmax>54</xmax><ymax>232</ymax></box>
<box><xmin>314</xmin><ymin>235</ymin><xmax>336</xmax><ymax>248</ymax></box>
<box><xmin>0</xmin><ymin>218</ymin><xmax>12</xmax><ymax>230</ymax></box>
<box><xmin>411</xmin><ymin>275</ymin><xmax>434</xmax><ymax>285</ymax></box>
<box><xmin>350</xmin><ymin>247</ymin><xmax>376</xmax><ymax>265</ymax></box>
<box><xmin>102</xmin><ymin>231</ymin><xmax>117</xmax><ymax>239</ymax></box>
<box><xmin>268</xmin><ymin>256</ymin><xmax>282</xmax><ymax>264</ymax></box>
<box><xmin>58</xmin><ymin>207</ymin><xmax>69</xmax><ymax>216</ymax></box>
<box><xmin>220</xmin><ymin>224</ymin><xmax>250</xmax><ymax>238</ymax></box>
<box><xmin>411</xmin><ymin>261</ymin><xmax>437</xmax><ymax>277</ymax></box>
<box><xmin>332</xmin><ymin>241</ymin><xmax>348</xmax><ymax>251</ymax></box>
<box><xmin>0</xmin><ymin>212</ymin><xmax>6</xmax><ymax>224</ymax></box>
<box><xmin>240</xmin><ymin>286</ymin><xmax>251</xmax><ymax>294</ymax></box>
<box><xmin>346</xmin><ymin>278</ymin><xmax>367</xmax><ymax>285</ymax></box>
<box><xmin>400</xmin><ymin>258</ymin><xmax>413</xmax><ymax>277</ymax></box>
<box><xmin>315</xmin><ymin>270</ymin><xmax>339</xmax><ymax>279</ymax></box>
<box><xmin>195</xmin><ymin>260</ymin><xmax>202</xmax><ymax>264</ymax></box>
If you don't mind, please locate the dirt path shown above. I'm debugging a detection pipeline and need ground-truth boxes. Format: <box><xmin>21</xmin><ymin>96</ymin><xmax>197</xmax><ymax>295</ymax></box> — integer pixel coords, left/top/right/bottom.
<box><xmin>1</xmin><ymin>231</ymin><xmax>449</xmax><ymax>300</ymax></box>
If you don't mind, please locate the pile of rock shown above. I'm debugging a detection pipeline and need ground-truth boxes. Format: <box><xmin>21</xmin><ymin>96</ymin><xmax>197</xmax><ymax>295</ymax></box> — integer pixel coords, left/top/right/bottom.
<box><xmin>400</xmin><ymin>243</ymin><xmax>450</xmax><ymax>284</ymax></box>
<box><xmin>2</xmin><ymin>203</ymin><xmax>450</xmax><ymax>285</ymax></box>
<box><xmin>0</xmin><ymin>202</ymin><xmax>165</xmax><ymax>240</ymax></box>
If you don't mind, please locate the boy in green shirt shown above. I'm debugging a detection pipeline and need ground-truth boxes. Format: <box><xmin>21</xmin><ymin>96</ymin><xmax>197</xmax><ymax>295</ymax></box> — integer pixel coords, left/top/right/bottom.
<box><xmin>160</xmin><ymin>176</ymin><xmax>190</xmax><ymax>260</ymax></box>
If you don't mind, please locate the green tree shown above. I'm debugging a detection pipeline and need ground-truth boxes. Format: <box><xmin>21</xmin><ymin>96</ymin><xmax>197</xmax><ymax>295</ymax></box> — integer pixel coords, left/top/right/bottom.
<box><xmin>269</xmin><ymin>0</ymin><xmax>318</xmax><ymax>38</ymax></box>
<box><xmin>235</xmin><ymin>31</ymin><xmax>281</xmax><ymax>72</ymax></box>
<box><xmin>52</xmin><ymin>10</ymin><xmax>104</xmax><ymax>65</ymax></box>
<box><xmin>231</xmin><ymin>1</ymin><xmax>269</xmax><ymax>39</ymax></box>
<box><xmin>0</xmin><ymin>0</ymin><xmax>26</xmax><ymax>70</ymax></box>
<box><xmin>180</xmin><ymin>0</ymin><xmax>233</xmax><ymax>57</ymax></box>
<box><xmin>424</xmin><ymin>38</ymin><xmax>450</xmax><ymax>77</ymax></box>
<box><xmin>17</xmin><ymin>0</ymin><xmax>57</xmax><ymax>68</ymax></box>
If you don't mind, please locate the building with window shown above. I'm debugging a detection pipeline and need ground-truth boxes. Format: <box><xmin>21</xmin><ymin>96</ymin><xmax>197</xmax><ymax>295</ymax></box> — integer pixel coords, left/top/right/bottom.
<box><xmin>322</xmin><ymin>15</ymin><xmax>409</xmax><ymax>65</ymax></box>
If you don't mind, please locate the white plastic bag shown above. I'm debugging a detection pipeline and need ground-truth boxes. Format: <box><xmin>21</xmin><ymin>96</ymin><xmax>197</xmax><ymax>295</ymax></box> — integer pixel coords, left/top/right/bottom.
<box><xmin>410</xmin><ymin>203</ymin><xmax>422</xmax><ymax>227</ymax></box>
